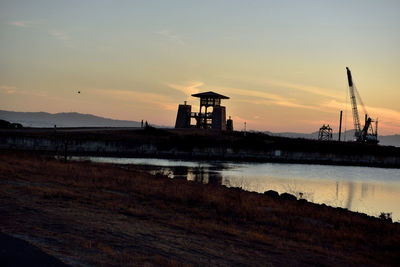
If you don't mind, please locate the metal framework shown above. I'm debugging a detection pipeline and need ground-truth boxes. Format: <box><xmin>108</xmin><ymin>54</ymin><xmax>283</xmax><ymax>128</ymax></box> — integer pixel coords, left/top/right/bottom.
<box><xmin>318</xmin><ymin>124</ymin><xmax>333</xmax><ymax>141</ymax></box>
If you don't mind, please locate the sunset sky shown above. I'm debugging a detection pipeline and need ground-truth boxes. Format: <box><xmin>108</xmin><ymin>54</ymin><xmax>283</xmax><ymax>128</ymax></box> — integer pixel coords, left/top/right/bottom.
<box><xmin>1</xmin><ymin>0</ymin><xmax>400</xmax><ymax>134</ymax></box>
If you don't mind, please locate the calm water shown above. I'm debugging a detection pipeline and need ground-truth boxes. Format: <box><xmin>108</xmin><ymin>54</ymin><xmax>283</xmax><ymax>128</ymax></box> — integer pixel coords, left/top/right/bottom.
<box><xmin>79</xmin><ymin>157</ymin><xmax>400</xmax><ymax>221</ymax></box>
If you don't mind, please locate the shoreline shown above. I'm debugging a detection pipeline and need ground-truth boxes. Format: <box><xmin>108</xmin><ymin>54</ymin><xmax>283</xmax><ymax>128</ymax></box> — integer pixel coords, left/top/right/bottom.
<box><xmin>65</xmin><ymin>151</ymin><xmax>400</xmax><ymax>169</ymax></box>
<box><xmin>1</xmin><ymin>151</ymin><xmax>399</xmax><ymax>266</ymax></box>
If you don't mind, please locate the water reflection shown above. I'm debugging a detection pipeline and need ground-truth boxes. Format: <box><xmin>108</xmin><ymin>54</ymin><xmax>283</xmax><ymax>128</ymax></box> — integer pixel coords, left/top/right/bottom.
<box><xmin>346</xmin><ymin>182</ymin><xmax>355</xmax><ymax>210</ymax></box>
<box><xmin>82</xmin><ymin>157</ymin><xmax>400</xmax><ymax>221</ymax></box>
<box><xmin>336</xmin><ymin>182</ymin><xmax>338</xmax><ymax>200</ymax></box>
<box><xmin>138</xmin><ymin>165</ymin><xmax>223</xmax><ymax>185</ymax></box>
<box><xmin>187</xmin><ymin>168</ymin><xmax>223</xmax><ymax>185</ymax></box>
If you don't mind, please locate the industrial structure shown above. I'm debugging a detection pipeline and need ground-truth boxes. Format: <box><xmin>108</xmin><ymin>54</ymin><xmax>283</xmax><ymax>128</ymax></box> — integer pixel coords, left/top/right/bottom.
<box><xmin>346</xmin><ymin>67</ymin><xmax>378</xmax><ymax>144</ymax></box>
<box><xmin>175</xmin><ymin>91</ymin><xmax>232</xmax><ymax>131</ymax></box>
<box><xmin>318</xmin><ymin>124</ymin><xmax>333</xmax><ymax>141</ymax></box>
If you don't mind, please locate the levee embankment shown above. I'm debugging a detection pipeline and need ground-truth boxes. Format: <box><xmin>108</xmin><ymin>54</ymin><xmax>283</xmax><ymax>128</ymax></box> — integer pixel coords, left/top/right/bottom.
<box><xmin>1</xmin><ymin>127</ymin><xmax>400</xmax><ymax>168</ymax></box>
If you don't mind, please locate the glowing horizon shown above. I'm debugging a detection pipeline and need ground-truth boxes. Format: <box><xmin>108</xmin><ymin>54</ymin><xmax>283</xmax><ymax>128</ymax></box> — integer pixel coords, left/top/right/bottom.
<box><xmin>1</xmin><ymin>1</ymin><xmax>400</xmax><ymax>135</ymax></box>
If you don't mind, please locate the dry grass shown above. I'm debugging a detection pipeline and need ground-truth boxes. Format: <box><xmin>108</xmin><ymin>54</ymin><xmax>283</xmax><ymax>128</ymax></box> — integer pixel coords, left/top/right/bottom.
<box><xmin>0</xmin><ymin>151</ymin><xmax>399</xmax><ymax>266</ymax></box>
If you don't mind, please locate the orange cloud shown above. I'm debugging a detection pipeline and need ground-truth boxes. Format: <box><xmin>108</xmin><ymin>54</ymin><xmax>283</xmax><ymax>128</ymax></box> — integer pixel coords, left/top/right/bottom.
<box><xmin>219</xmin><ymin>74</ymin><xmax>342</xmax><ymax>100</ymax></box>
<box><xmin>213</xmin><ymin>85</ymin><xmax>324</xmax><ymax>111</ymax></box>
<box><xmin>0</xmin><ymin>85</ymin><xmax>17</xmax><ymax>94</ymax></box>
<box><xmin>8</xmin><ymin>20</ymin><xmax>42</xmax><ymax>28</ymax></box>
<box><xmin>166</xmin><ymin>81</ymin><xmax>204</xmax><ymax>98</ymax></box>
<box><xmin>94</xmin><ymin>88</ymin><xmax>177</xmax><ymax>111</ymax></box>
<box><xmin>266</xmin><ymin>79</ymin><xmax>342</xmax><ymax>100</ymax></box>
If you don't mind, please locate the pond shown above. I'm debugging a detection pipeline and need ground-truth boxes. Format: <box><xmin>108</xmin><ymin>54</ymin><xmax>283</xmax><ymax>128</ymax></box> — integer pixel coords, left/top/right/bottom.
<box><xmin>77</xmin><ymin>157</ymin><xmax>400</xmax><ymax>221</ymax></box>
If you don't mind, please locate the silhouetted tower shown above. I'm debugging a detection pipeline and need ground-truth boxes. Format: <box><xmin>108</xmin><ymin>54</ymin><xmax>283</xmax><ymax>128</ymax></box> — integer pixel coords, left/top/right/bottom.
<box><xmin>175</xmin><ymin>101</ymin><xmax>192</xmax><ymax>128</ymax></box>
<box><xmin>191</xmin><ymin>91</ymin><xmax>229</xmax><ymax>130</ymax></box>
<box><xmin>175</xmin><ymin>91</ymin><xmax>231</xmax><ymax>131</ymax></box>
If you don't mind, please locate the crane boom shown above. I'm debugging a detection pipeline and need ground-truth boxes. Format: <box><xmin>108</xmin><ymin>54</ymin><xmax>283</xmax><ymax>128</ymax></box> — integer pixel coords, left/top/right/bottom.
<box><xmin>346</xmin><ymin>67</ymin><xmax>361</xmax><ymax>136</ymax></box>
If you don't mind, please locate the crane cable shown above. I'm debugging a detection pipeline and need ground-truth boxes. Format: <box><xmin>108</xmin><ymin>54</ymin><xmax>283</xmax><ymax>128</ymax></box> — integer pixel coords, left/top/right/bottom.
<box><xmin>344</xmin><ymin>84</ymin><xmax>349</xmax><ymax>141</ymax></box>
<box><xmin>353</xmin><ymin>76</ymin><xmax>376</xmax><ymax>136</ymax></box>
<box><xmin>354</xmin><ymin>84</ymin><xmax>368</xmax><ymax>118</ymax></box>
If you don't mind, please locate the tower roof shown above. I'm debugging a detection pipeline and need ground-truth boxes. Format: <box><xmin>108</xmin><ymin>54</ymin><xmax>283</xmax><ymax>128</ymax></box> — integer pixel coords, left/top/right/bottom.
<box><xmin>191</xmin><ymin>91</ymin><xmax>229</xmax><ymax>99</ymax></box>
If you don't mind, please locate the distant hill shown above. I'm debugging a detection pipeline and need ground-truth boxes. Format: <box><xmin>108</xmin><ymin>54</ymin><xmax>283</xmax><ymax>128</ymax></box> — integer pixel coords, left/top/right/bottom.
<box><xmin>265</xmin><ymin>130</ymin><xmax>400</xmax><ymax>147</ymax></box>
<box><xmin>0</xmin><ymin>110</ymin><xmax>142</xmax><ymax>128</ymax></box>
<box><xmin>378</xmin><ymin>134</ymin><xmax>400</xmax><ymax>147</ymax></box>
<box><xmin>1</xmin><ymin>110</ymin><xmax>399</xmax><ymax>147</ymax></box>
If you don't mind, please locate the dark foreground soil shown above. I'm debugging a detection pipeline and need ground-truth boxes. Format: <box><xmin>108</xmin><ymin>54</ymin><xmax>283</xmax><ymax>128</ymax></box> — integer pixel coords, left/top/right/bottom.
<box><xmin>0</xmin><ymin>232</ymin><xmax>68</xmax><ymax>267</ymax></box>
<box><xmin>0</xmin><ymin>151</ymin><xmax>399</xmax><ymax>266</ymax></box>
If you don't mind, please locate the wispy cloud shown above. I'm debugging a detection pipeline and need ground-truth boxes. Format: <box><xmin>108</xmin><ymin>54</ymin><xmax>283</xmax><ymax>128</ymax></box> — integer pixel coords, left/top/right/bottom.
<box><xmin>214</xmin><ymin>85</ymin><xmax>324</xmax><ymax>111</ymax></box>
<box><xmin>166</xmin><ymin>81</ymin><xmax>204</xmax><ymax>97</ymax></box>
<box><xmin>221</xmin><ymin>74</ymin><xmax>342</xmax><ymax>101</ymax></box>
<box><xmin>0</xmin><ymin>85</ymin><xmax>17</xmax><ymax>94</ymax></box>
<box><xmin>8</xmin><ymin>20</ymin><xmax>42</xmax><ymax>28</ymax></box>
<box><xmin>95</xmin><ymin>88</ymin><xmax>177</xmax><ymax>111</ymax></box>
<box><xmin>49</xmin><ymin>30</ymin><xmax>70</xmax><ymax>41</ymax></box>
<box><xmin>0</xmin><ymin>85</ymin><xmax>51</xmax><ymax>99</ymax></box>
<box><xmin>156</xmin><ymin>30</ymin><xmax>185</xmax><ymax>45</ymax></box>
<box><xmin>167</xmin><ymin>80</ymin><xmax>325</xmax><ymax>111</ymax></box>
<box><xmin>8</xmin><ymin>20</ymin><xmax>71</xmax><ymax>41</ymax></box>
<box><xmin>266</xmin><ymin>79</ymin><xmax>342</xmax><ymax>100</ymax></box>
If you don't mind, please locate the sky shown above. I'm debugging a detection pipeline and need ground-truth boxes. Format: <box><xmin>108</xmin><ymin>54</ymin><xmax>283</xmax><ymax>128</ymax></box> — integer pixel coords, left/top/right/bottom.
<box><xmin>1</xmin><ymin>0</ymin><xmax>400</xmax><ymax>134</ymax></box>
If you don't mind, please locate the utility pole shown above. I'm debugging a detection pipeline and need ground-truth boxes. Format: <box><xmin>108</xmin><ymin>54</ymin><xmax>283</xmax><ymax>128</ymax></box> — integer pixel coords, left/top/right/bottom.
<box><xmin>338</xmin><ymin>110</ymin><xmax>343</xmax><ymax>141</ymax></box>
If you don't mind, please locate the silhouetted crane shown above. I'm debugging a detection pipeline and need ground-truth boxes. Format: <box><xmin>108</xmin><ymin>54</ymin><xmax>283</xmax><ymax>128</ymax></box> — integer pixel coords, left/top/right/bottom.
<box><xmin>346</xmin><ymin>67</ymin><xmax>378</xmax><ymax>144</ymax></box>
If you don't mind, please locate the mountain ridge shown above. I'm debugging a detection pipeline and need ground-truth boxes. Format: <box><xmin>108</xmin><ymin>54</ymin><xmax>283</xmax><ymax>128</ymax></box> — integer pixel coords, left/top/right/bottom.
<box><xmin>0</xmin><ymin>110</ymin><xmax>142</xmax><ymax>128</ymax></box>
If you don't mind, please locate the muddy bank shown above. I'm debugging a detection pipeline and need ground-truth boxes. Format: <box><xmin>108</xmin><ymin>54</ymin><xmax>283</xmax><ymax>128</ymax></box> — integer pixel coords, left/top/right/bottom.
<box><xmin>0</xmin><ymin>151</ymin><xmax>399</xmax><ymax>266</ymax></box>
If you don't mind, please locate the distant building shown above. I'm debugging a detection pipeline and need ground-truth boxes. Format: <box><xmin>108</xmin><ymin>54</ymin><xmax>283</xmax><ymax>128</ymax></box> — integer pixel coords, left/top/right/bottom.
<box><xmin>175</xmin><ymin>91</ymin><xmax>232</xmax><ymax>131</ymax></box>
